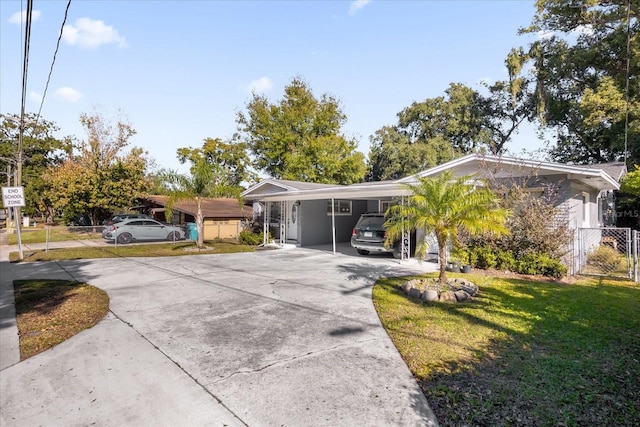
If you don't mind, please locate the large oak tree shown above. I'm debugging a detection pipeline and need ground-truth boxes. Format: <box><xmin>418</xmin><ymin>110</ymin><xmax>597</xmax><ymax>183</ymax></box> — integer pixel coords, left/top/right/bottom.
<box><xmin>521</xmin><ymin>0</ymin><xmax>640</xmax><ymax>164</ymax></box>
<box><xmin>237</xmin><ymin>77</ymin><xmax>366</xmax><ymax>184</ymax></box>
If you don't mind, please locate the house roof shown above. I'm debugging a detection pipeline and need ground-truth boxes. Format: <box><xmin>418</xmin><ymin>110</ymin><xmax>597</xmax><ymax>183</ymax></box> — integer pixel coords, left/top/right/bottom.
<box><xmin>145</xmin><ymin>195</ymin><xmax>252</xmax><ymax>218</ymax></box>
<box><xmin>399</xmin><ymin>154</ymin><xmax>622</xmax><ymax>191</ymax></box>
<box><xmin>242</xmin><ymin>154</ymin><xmax>623</xmax><ymax>202</ymax></box>
<box><xmin>574</xmin><ymin>162</ymin><xmax>627</xmax><ymax>183</ymax></box>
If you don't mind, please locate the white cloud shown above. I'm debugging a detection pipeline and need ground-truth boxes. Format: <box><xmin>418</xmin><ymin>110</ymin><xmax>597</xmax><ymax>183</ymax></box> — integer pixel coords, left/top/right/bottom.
<box><xmin>28</xmin><ymin>91</ymin><xmax>43</xmax><ymax>105</ymax></box>
<box><xmin>349</xmin><ymin>0</ymin><xmax>371</xmax><ymax>15</ymax></box>
<box><xmin>9</xmin><ymin>10</ymin><xmax>41</xmax><ymax>24</ymax></box>
<box><xmin>245</xmin><ymin>77</ymin><xmax>273</xmax><ymax>94</ymax></box>
<box><xmin>62</xmin><ymin>17</ymin><xmax>127</xmax><ymax>49</ymax></box>
<box><xmin>55</xmin><ymin>87</ymin><xmax>83</xmax><ymax>102</ymax></box>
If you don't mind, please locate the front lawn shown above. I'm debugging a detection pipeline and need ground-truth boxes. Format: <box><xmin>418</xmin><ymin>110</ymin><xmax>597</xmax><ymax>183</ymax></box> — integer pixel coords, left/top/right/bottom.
<box><xmin>9</xmin><ymin>240</ymin><xmax>257</xmax><ymax>262</ymax></box>
<box><xmin>8</xmin><ymin>226</ymin><xmax>103</xmax><ymax>244</ymax></box>
<box><xmin>14</xmin><ymin>279</ymin><xmax>109</xmax><ymax>360</ymax></box>
<box><xmin>373</xmin><ymin>273</ymin><xmax>640</xmax><ymax>426</ymax></box>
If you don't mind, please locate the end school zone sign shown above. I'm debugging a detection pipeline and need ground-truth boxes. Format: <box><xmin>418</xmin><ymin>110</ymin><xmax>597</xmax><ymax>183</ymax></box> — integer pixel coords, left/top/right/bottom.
<box><xmin>2</xmin><ymin>186</ymin><xmax>25</xmax><ymax>207</ymax></box>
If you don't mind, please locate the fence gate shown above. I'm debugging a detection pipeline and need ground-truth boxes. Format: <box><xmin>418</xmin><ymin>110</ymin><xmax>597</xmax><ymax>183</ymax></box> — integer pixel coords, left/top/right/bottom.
<box><xmin>634</xmin><ymin>230</ymin><xmax>640</xmax><ymax>283</ymax></box>
<box><xmin>577</xmin><ymin>227</ymin><xmax>632</xmax><ymax>279</ymax></box>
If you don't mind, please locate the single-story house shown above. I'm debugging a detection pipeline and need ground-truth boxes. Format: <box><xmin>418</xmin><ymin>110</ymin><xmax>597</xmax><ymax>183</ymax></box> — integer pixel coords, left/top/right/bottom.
<box><xmin>143</xmin><ymin>195</ymin><xmax>253</xmax><ymax>240</ymax></box>
<box><xmin>242</xmin><ymin>154</ymin><xmax>626</xmax><ymax>261</ymax></box>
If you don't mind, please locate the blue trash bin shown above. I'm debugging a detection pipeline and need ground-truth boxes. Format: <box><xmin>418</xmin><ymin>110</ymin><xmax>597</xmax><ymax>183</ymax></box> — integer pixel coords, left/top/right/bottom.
<box><xmin>187</xmin><ymin>222</ymin><xmax>197</xmax><ymax>240</ymax></box>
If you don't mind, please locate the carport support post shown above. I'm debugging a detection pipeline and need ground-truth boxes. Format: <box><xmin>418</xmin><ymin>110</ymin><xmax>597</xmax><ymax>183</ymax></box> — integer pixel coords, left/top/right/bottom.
<box><xmin>402</xmin><ymin>195</ymin><xmax>410</xmax><ymax>261</ymax></box>
<box><xmin>263</xmin><ymin>202</ymin><xmax>270</xmax><ymax>246</ymax></box>
<box><xmin>331</xmin><ymin>197</ymin><xmax>336</xmax><ymax>255</ymax></box>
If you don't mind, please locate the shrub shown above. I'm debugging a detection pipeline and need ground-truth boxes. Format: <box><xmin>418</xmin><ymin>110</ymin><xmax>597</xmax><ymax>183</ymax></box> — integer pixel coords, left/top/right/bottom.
<box><xmin>473</xmin><ymin>246</ymin><xmax>497</xmax><ymax>269</ymax></box>
<box><xmin>515</xmin><ymin>253</ymin><xmax>567</xmax><ymax>279</ymax></box>
<box><xmin>239</xmin><ymin>230</ymin><xmax>265</xmax><ymax>246</ymax></box>
<box><xmin>451</xmin><ymin>248</ymin><xmax>475</xmax><ymax>266</ymax></box>
<box><xmin>495</xmin><ymin>249</ymin><xmax>516</xmax><ymax>271</ymax></box>
<box><xmin>587</xmin><ymin>245</ymin><xmax>625</xmax><ymax>272</ymax></box>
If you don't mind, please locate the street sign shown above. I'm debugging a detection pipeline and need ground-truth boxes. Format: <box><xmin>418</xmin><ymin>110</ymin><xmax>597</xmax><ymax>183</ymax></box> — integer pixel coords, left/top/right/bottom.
<box><xmin>2</xmin><ymin>186</ymin><xmax>25</xmax><ymax>207</ymax></box>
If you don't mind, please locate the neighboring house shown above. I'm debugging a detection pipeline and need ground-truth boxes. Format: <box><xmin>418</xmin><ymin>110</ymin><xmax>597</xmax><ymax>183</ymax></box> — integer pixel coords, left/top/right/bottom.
<box><xmin>143</xmin><ymin>195</ymin><xmax>253</xmax><ymax>240</ymax></box>
<box><xmin>242</xmin><ymin>154</ymin><xmax>626</xmax><ymax>260</ymax></box>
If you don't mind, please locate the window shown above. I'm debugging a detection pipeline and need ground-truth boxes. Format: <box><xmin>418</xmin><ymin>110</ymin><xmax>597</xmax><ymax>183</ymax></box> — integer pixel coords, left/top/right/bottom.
<box><xmin>327</xmin><ymin>200</ymin><xmax>352</xmax><ymax>216</ymax></box>
<box><xmin>380</xmin><ymin>201</ymin><xmax>396</xmax><ymax>213</ymax></box>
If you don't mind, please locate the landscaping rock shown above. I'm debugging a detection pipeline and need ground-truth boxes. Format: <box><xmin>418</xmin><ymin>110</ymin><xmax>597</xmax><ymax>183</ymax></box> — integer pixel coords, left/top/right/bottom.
<box><xmin>401</xmin><ymin>282</ymin><xmax>413</xmax><ymax>293</ymax></box>
<box><xmin>408</xmin><ymin>288</ymin><xmax>422</xmax><ymax>299</ymax></box>
<box><xmin>400</xmin><ymin>278</ymin><xmax>479</xmax><ymax>303</ymax></box>
<box><xmin>454</xmin><ymin>290</ymin><xmax>471</xmax><ymax>302</ymax></box>
<box><xmin>450</xmin><ymin>278</ymin><xmax>479</xmax><ymax>296</ymax></box>
<box><xmin>439</xmin><ymin>291</ymin><xmax>457</xmax><ymax>302</ymax></box>
<box><xmin>421</xmin><ymin>289</ymin><xmax>439</xmax><ymax>302</ymax></box>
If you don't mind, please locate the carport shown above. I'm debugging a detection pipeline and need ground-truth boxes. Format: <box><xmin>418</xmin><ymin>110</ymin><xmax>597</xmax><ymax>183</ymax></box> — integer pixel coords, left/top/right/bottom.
<box><xmin>242</xmin><ymin>180</ymin><xmax>415</xmax><ymax>258</ymax></box>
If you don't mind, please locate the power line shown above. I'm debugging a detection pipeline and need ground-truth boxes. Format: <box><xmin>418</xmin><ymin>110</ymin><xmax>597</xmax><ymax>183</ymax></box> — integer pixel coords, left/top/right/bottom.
<box><xmin>17</xmin><ymin>0</ymin><xmax>33</xmax><ymax>189</ymax></box>
<box><xmin>35</xmin><ymin>0</ymin><xmax>72</xmax><ymax>125</ymax></box>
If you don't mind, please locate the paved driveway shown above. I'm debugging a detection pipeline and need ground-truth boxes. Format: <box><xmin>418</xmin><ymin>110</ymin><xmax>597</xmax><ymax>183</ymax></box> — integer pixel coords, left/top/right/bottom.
<box><xmin>0</xmin><ymin>245</ymin><xmax>438</xmax><ymax>426</ymax></box>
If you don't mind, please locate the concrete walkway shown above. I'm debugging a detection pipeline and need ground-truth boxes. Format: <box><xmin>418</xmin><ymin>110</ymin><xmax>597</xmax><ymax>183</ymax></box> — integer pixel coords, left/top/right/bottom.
<box><xmin>0</xmin><ymin>237</ymin><xmax>439</xmax><ymax>426</ymax></box>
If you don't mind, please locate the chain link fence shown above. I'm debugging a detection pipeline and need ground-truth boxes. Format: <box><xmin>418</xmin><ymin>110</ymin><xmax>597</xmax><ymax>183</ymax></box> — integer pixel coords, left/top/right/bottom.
<box><xmin>576</xmin><ymin>227</ymin><xmax>632</xmax><ymax>279</ymax></box>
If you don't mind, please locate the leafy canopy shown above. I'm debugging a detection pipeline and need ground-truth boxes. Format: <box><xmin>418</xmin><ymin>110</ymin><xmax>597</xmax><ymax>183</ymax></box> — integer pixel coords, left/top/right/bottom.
<box><xmin>237</xmin><ymin>77</ymin><xmax>366</xmax><ymax>184</ymax></box>
<box><xmin>520</xmin><ymin>0</ymin><xmax>640</xmax><ymax>164</ymax></box>
<box><xmin>366</xmin><ymin>78</ymin><xmax>533</xmax><ymax>181</ymax></box>
<box><xmin>0</xmin><ymin>113</ymin><xmax>72</xmax><ymax>220</ymax></box>
<box><xmin>45</xmin><ymin>111</ymin><xmax>150</xmax><ymax>225</ymax></box>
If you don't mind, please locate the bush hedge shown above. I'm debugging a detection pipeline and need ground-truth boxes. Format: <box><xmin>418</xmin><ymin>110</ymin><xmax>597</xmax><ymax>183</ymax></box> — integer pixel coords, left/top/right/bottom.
<box><xmin>239</xmin><ymin>230</ymin><xmax>266</xmax><ymax>246</ymax></box>
<box><xmin>455</xmin><ymin>245</ymin><xmax>567</xmax><ymax>279</ymax></box>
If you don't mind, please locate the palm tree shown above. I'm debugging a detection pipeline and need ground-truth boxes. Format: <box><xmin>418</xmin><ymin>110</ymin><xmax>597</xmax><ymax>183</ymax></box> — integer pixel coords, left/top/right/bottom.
<box><xmin>385</xmin><ymin>171</ymin><xmax>509</xmax><ymax>285</ymax></box>
<box><xmin>164</xmin><ymin>157</ymin><xmax>242</xmax><ymax>249</ymax></box>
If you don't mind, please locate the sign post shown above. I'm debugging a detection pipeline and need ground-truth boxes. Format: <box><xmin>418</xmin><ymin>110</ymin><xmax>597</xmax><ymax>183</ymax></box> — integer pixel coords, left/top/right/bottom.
<box><xmin>2</xmin><ymin>186</ymin><xmax>25</xmax><ymax>260</ymax></box>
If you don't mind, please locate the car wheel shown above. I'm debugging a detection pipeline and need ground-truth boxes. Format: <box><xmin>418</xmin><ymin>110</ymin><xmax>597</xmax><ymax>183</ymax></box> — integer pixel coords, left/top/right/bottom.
<box><xmin>117</xmin><ymin>233</ymin><xmax>132</xmax><ymax>244</ymax></box>
<box><xmin>356</xmin><ymin>249</ymin><xmax>370</xmax><ymax>255</ymax></box>
<box><xmin>167</xmin><ymin>231</ymin><xmax>180</xmax><ymax>241</ymax></box>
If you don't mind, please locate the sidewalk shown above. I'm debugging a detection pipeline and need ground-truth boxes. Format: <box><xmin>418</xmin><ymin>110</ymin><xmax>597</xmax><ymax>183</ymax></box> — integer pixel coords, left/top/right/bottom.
<box><xmin>0</xmin><ymin>230</ymin><xmax>20</xmax><ymax>370</ymax></box>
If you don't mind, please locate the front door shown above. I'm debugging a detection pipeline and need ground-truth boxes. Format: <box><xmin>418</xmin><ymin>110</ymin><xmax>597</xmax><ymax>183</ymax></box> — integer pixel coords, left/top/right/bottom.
<box><xmin>287</xmin><ymin>201</ymin><xmax>298</xmax><ymax>241</ymax></box>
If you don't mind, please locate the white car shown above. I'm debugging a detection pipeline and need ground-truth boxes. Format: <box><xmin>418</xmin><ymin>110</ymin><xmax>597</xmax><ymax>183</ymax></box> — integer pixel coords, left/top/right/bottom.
<box><xmin>102</xmin><ymin>218</ymin><xmax>185</xmax><ymax>244</ymax></box>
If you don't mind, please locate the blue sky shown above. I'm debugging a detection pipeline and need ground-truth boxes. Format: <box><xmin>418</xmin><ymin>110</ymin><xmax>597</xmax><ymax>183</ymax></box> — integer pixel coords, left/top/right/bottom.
<box><xmin>1</xmin><ymin>0</ymin><xmax>540</xmax><ymax>174</ymax></box>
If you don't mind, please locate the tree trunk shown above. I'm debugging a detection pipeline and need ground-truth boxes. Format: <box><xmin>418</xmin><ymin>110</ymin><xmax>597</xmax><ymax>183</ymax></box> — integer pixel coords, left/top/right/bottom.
<box><xmin>437</xmin><ymin>235</ymin><xmax>448</xmax><ymax>285</ymax></box>
<box><xmin>196</xmin><ymin>198</ymin><xmax>204</xmax><ymax>249</ymax></box>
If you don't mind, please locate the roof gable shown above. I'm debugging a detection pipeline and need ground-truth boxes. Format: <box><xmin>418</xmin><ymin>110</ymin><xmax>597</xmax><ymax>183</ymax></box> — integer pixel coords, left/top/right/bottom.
<box><xmin>242</xmin><ymin>178</ymin><xmax>340</xmax><ymax>199</ymax></box>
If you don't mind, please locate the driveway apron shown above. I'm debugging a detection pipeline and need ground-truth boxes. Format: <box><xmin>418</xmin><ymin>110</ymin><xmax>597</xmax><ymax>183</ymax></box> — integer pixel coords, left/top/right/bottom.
<box><xmin>0</xmin><ymin>246</ymin><xmax>438</xmax><ymax>426</ymax></box>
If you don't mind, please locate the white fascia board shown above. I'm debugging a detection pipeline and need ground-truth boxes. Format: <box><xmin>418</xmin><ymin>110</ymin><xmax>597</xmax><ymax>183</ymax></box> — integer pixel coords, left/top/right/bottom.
<box><xmin>258</xmin><ymin>182</ymin><xmax>411</xmax><ymax>202</ymax></box>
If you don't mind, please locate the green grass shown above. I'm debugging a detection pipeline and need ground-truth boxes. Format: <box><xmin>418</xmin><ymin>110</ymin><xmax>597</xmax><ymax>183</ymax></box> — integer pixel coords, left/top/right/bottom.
<box><xmin>14</xmin><ymin>279</ymin><xmax>109</xmax><ymax>360</ymax></box>
<box><xmin>373</xmin><ymin>273</ymin><xmax>640</xmax><ymax>426</ymax></box>
<box><xmin>9</xmin><ymin>240</ymin><xmax>257</xmax><ymax>262</ymax></box>
<box><xmin>8</xmin><ymin>226</ymin><xmax>102</xmax><ymax>244</ymax></box>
